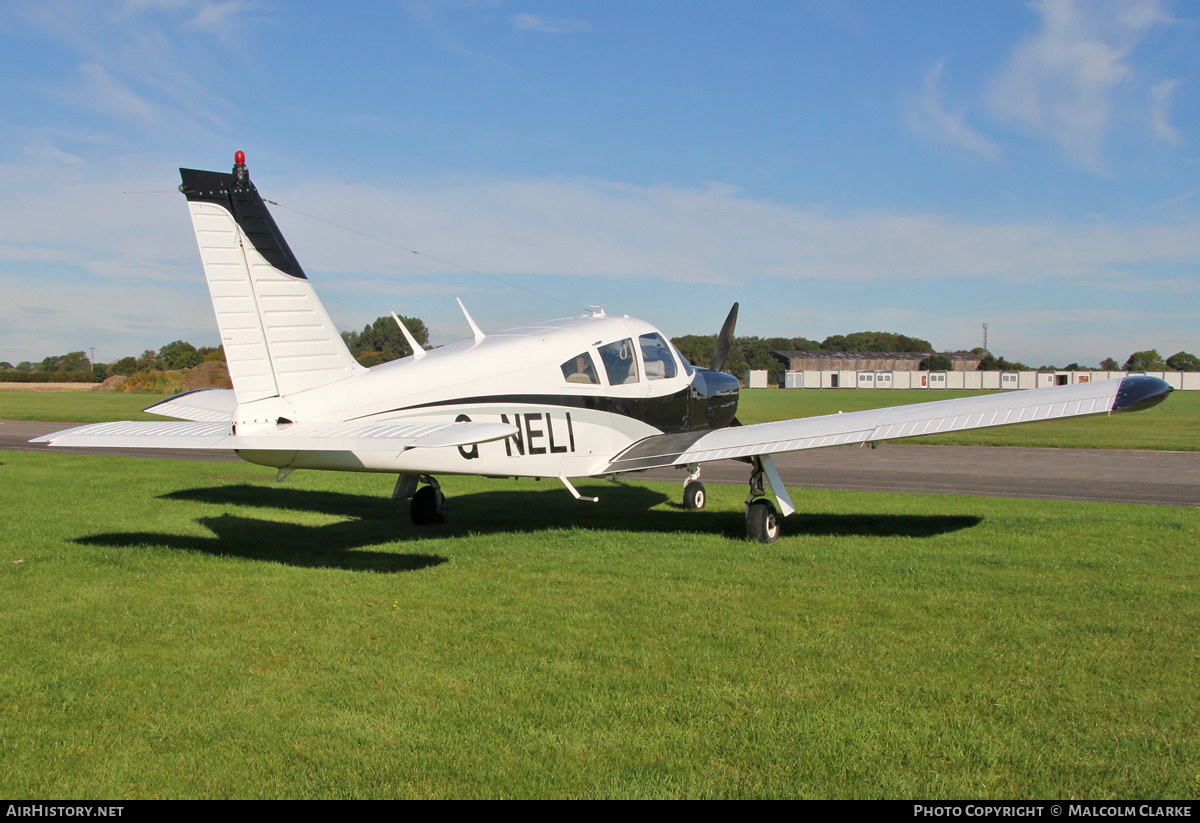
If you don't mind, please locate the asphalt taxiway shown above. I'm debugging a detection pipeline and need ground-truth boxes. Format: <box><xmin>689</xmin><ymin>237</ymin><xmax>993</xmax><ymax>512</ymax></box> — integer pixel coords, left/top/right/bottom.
<box><xmin>2</xmin><ymin>419</ymin><xmax>1196</xmax><ymax>507</ymax></box>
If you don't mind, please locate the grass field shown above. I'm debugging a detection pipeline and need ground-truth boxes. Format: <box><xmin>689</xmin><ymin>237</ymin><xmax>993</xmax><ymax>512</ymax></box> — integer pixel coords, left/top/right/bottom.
<box><xmin>3</xmin><ymin>387</ymin><xmax>1196</xmax><ymax>451</ymax></box>
<box><xmin>738</xmin><ymin>389</ymin><xmax>1198</xmax><ymax>451</ymax></box>
<box><xmin>0</xmin><ymin>390</ymin><xmax>164</xmax><ymax>423</ymax></box>
<box><xmin>1</xmin><ymin>451</ymin><xmax>1195</xmax><ymax>798</ymax></box>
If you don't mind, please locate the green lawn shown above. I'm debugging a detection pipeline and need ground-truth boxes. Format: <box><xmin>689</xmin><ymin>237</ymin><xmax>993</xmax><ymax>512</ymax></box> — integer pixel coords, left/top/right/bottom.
<box><xmin>0</xmin><ymin>390</ymin><xmax>163</xmax><ymax>423</ymax></box>
<box><xmin>1</xmin><ymin>451</ymin><xmax>1195</xmax><ymax>798</ymax></box>
<box><xmin>737</xmin><ymin>389</ymin><xmax>1199</xmax><ymax>451</ymax></box>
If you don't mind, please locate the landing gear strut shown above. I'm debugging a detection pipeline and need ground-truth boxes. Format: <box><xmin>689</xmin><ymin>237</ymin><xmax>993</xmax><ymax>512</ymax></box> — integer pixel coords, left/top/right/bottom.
<box><xmin>682</xmin><ymin>464</ymin><xmax>706</xmax><ymax>510</ymax></box>
<box><xmin>410</xmin><ymin>476</ymin><xmax>447</xmax><ymax>525</ymax></box>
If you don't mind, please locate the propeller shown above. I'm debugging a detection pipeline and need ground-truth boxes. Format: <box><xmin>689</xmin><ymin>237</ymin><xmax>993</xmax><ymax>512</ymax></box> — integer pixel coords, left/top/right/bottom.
<box><xmin>711</xmin><ymin>302</ymin><xmax>739</xmax><ymax>372</ymax></box>
<box><xmin>710</xmin><ymin>302</ymin><xmax>742</xmax><ymax>426</ymax></box>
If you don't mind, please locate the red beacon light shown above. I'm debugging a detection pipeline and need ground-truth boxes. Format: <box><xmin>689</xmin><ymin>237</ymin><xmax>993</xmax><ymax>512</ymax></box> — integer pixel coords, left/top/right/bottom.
<box><xmin>234</xmin><ymin>150</ymin><xmax>245</xmax><ymax>165</ymax></box>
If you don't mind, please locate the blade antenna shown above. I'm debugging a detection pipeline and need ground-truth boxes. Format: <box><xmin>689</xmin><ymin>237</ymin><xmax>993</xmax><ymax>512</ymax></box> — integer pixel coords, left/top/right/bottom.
<box><xmin>711</xmin><ymin>302</ymin><xmax>739</xmax><ymax>372</ymax></box>
<box><xmin>457</xmin><ymin>297</ymin><xmax>486</xmax><ymax>342</ymax></box>
<box><xmin>391</xmin><ymin>311</ymin><xmax>427</xmax><ymax>360</ymax></box>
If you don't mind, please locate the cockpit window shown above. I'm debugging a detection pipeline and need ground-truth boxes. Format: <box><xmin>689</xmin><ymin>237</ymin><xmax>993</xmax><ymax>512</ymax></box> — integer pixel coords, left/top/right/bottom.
<box><xmin>597</xmin><ymin>338</ymin><xmax>640</xmax><ymax>385</ymax></box>
<box><xmin>561</xmin><ymin>352</ymin><xmax>600</xmax><ymax>384</ymax></box>
<box><xmin>639</xmin><ymin>333</ymin><xmax>678</xmax><ymax>380</ymax></box>
<box><xmin>670</xmin><ymin>341</ymin><xmax>695</xmax><ymax>377</ymax></box>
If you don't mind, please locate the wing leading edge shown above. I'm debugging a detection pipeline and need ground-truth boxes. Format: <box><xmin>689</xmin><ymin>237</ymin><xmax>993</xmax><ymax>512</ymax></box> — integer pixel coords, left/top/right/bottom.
<box><xmin>603</xmin><ymin>376</ymin><xmax>1172</xmax><ymax>473</ymax></box>
<box><xmin>32</xmin><ymin>419</ymin><xmax>518</xmax><ymax>452</ymax></box>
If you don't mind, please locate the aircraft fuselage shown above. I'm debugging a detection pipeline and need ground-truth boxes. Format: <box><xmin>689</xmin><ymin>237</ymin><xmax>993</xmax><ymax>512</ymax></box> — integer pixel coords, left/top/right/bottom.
<box><xmin>232</xmin><ymin>313</ymin><xmax>740</xmax><ymax>479</ymax></box>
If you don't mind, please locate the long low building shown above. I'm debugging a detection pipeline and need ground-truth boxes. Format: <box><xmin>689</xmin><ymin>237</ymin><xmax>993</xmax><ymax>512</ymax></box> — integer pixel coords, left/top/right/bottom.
<box><xmin>770</xmin><ymin>351</ymin><xmax>983</xmax><ymax>372</ymax></box>
<box><xmin>765</xmin><ymin>368</ymin><xmax>1199</xmax><ymax>391</ymax></box>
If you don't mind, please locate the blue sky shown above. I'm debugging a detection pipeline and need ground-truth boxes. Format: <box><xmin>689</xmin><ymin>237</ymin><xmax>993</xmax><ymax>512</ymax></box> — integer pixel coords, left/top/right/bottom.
<box><xmin>1</xmin><ymin>0</ymin><xmax>1197</xmax><ymax>367</ymax></box>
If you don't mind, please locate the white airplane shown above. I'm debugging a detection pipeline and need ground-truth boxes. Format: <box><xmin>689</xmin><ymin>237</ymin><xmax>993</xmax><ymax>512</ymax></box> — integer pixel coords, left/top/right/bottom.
<box><xmin>35</xmin><ymin>153</ymin><xmax>1174</xmax><ymax>542</ymax></box>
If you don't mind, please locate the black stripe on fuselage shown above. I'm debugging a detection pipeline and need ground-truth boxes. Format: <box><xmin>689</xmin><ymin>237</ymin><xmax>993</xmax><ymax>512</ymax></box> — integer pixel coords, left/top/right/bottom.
<box><xmin>179</xmin><ymin>167</ymin><xmax>307</xmax><ymax>279</ymax></box>
<box><xmin>351</xmin><ymin>388</ymin><xmax>697</xmax><ymax>434</ymax></box>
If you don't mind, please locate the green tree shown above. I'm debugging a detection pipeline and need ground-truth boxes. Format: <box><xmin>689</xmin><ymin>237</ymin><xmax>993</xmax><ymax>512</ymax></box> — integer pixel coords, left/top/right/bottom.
<box><xmin>1099</xmin><ymin>357</ymin><xmax>1120</xmax><ymax>371</ymax></box>
<box><xmin>57</xmin><ymin>352</ymin><xmax>92</xmax><ymax>374</ymax></box>
<box><xmin>919</xmin><ymin>353</ymin><xmax>954</xmax><ymax>371</ymax></box>
<box><xmin>821</xmin><ymin>331</ymin><xmax>932</xmax><ymax>352</ymax></box>
<box><xmin>1166</xmin><ymin>351</ymin><xmax>1199</xmax><ymax>371</ymax></box>
<box><xmin>136</xmin><ymin>349</ymin><xmax>159</xmax><ymax>371</ymax></box>
<box><xmin>159</xmin><ymin>341</ymin><xmax>202</xmax><ymax>370</ymax></box>
<box><xmin>1123</xmin><ymin>350</ymin><xmax>1166</xmax><ymax>371</ymax></box>
<box><xmin>0</xmin><ymin>361</ymin><xmax>12</xmax><ymax>371</ymax></box>
<box><xmin>36</xmin><ymin>352</ymin><xmax>91</xmax><ymax>374</ymax></box>
<box><xmin>106</xmin><ymin>356</ymin><xmax>139</xmax><ymax>377</ymax></box>
<box><xmin>344</xmin><ymin>315</ymin><xmax>430</xmax><ymax>367</ymax></box>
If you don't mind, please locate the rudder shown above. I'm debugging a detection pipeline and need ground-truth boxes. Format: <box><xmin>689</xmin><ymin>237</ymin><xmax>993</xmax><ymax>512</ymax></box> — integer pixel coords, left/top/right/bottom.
<box><xmin>179</xmin><ymin>153</ymin><xmax>363</xmax><ymax>404</ymax></box>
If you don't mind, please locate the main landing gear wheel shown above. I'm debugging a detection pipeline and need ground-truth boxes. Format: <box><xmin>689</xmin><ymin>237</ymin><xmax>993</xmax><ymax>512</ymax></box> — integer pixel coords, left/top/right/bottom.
<box><xmin>683</xmin><ymin>480</ymin><xmax>707</xmax><ymax>510</ymax></box>
<box><xmin>410</xmin><ymin>482</ymin><xmax>446</xmax><ymax>525</ymax></box>
<box><xmin>746</xmin><ymin>499</ymin><xmax>780</xmax><ymax>543</ymax></box>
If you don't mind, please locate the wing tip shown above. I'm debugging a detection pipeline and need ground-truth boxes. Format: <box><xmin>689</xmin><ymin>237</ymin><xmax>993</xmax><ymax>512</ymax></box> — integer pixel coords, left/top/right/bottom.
<box><xmin>1112</xmin><ymin>375</ymin><xmax>1173</xmax><ymax>413</ymax></box>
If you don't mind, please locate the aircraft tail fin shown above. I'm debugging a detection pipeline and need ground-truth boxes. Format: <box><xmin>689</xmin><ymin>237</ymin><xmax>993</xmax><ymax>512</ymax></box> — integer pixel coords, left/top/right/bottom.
<box><xmin>179</xmin><ymin>153</ymin><xmax>364</xmax><ymax>404</ymax></box>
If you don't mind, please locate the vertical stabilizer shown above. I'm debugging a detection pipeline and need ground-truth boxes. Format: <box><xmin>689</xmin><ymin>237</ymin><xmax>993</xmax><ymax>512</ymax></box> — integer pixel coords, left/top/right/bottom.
<box><xmin>179</xmin><ymin>153</ymin><xmax>364</xmax><ymax>403</ymax></box>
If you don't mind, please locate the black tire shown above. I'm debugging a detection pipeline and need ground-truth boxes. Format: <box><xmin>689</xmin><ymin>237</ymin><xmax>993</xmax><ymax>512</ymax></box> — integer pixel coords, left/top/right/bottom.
<box><xmin>410</xmin><ymin>485</ymin><xmax>447</xmax><ymax>525</ymax></box>
<box><xmin>746</xmin><ymin>499</ymin><xmax>780</xmax><ymax>543</ymax></box>
<box><xmin>683</xmin><ymin>480</ymin><xmax>706</xmax><ymax>510</ymax></box>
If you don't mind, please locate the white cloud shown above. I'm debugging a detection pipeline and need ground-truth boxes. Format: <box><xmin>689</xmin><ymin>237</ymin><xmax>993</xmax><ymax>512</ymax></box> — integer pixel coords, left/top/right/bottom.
<box><xmin>2</xmin><ymin>158</ymin><xmax>1197</xmax><ymax>362</ymax></box>
<box><xmin>21</xmin><ymin>1</ymin><xmax>239</xmax><ymax>139</ymax></box>
<box><xmin>512</xmin><ymin>14</ymin><xmax>589</xmax><ymax>34</ymax></box>
<box><xmin>187</xmin><ymin>1</ymin><xmax>254</xmax><ymax>39</ymax></box>
<box><xmin>21</xmin><ymin>139</ymin><xmax>85</xmax><ymax>167</ymax></box>
<box><xmin>986</xmin><ymin>0</ymin><xmax>1174</xmax><ymax>172</ymax></box>
<box><xmin>906</xmin><ymin>60</ymin><xmax>1002</xmax><ymax>163</ymax></box>
<box><xmin>261</xmin><ymin>176</ymin><xmax>1200</xmax><ymax>291</ymax></box>
<box><xmin>1149</xmin><ymin>79</ymin><xmax>1182</xmax><ymax>144</ymax></box>
<box><xmin>64</xmin><ymin>62</ymin><xmax>164</xmax><ymax>125</ymax></box>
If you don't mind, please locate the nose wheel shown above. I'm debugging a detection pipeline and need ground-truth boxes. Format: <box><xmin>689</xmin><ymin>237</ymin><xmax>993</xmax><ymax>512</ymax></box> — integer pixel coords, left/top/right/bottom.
<box><xmin>410</xmin><ymin>477</ymin><xmax>447</xmax><ymax>525</ymax></box>
<box><xmin>682</xmin><ymin>465</ymin><xmax>706</xmax><ymax>510</ymax></box>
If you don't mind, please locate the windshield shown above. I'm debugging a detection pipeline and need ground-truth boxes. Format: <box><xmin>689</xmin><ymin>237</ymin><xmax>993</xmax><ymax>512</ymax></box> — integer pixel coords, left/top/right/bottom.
<box><xmin>639</xmin><ymin>333</ymin><xmax>678</xmax><ymax>380</ymax></box>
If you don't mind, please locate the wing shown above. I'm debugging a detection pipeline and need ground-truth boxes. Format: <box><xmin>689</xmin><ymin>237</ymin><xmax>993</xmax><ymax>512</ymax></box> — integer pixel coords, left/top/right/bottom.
<box><xmin>604</xmin><ymin>376</ymin><xmax>1172</xmax><ymax>473</ymax></box>
<box><xmin>143</xmin><ymin>389</ymin><xmax>238</xmax><ymax>422</ymax></box>
<box><xmin>32</xmin><ymin>419</ymin><xmax>518</xmax><ymax>451</ymax></box>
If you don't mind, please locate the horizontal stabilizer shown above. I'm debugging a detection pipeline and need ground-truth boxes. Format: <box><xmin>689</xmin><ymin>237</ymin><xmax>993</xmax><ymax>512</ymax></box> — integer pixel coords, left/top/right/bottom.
<box><xmin>144</xmin><ymin>389</ymin><xmax>238</xmax><ymax>422</ymax></box>
<box><xmin>604</xmin><ymin>377</ymin><xmax>1170</xmax><ymax>473</ymax></box>
<box><xmin>33</xmin><ymin>419</ymin><xmax>518</xmax><ymax>452</ymax></box>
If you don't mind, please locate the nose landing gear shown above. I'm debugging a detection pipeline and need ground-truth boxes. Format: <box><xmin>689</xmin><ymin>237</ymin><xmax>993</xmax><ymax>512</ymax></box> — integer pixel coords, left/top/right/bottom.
<box><xmin>682</xmin><ymin>464</ymin><xmax>706</xmax><ymax>510</ymax></box>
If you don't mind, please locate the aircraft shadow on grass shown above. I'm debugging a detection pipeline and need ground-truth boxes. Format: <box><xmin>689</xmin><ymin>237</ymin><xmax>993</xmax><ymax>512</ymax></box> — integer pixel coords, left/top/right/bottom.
<box><xmin>74</xmin><ymin>481</ymin><xmax>982</xmax><ymax>572</ymax></box>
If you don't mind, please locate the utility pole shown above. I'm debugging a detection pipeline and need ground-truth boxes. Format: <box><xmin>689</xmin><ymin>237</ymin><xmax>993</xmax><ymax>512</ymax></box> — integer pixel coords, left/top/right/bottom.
<box><xmin>982</xmin><ymin>323</ymin><xmax>989</xmax><ymax>355</ymax></box>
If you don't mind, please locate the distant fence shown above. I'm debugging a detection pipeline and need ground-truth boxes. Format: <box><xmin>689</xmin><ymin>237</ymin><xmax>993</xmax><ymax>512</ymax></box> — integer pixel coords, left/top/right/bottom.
<box><xmin>757</xmin><ymin>370</ymin><xmax>1200</xmax><ymax>391</ymax></box>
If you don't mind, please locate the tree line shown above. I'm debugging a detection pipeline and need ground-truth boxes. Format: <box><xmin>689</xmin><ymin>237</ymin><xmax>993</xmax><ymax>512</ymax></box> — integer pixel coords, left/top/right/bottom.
<box><xmin>3</xmin><ymin>320</ymin><xmax>1197</xmax><ymax>383</ymax></box>
<box><xmin>0</xmin><ymin>316</ymin><xmax>433</xmax><ymax>383</ymax></box>
<box><xmin>0</xmin><ymin>341</ymin><xmax>227</xmax><ymax>383</ymax></box>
